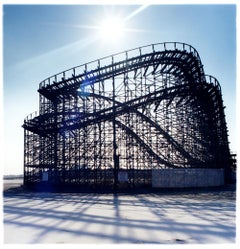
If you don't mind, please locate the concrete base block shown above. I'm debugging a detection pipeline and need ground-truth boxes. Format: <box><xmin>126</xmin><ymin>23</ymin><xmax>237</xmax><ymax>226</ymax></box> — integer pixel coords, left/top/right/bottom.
<box><xmin>152</xmin><ymin>168</ymin><xmax>224</xmax><ymax>188</ymax></box>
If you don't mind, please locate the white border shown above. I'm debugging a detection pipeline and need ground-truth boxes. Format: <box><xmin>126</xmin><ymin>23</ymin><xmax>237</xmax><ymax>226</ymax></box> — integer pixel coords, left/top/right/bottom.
<box><xmin>1</xmin><ymin>1</ymin><xmax>239</xmax><ymax>247</ymax></box>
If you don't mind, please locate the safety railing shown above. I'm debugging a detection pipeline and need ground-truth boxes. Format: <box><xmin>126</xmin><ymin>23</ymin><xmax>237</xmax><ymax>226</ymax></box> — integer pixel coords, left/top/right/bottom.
<box><xmin>205</xmin><ymin>75</ymin><xmax>221</xmax><ymax>91</ymax></box>
<box><xmin>39</xmin><ymin>42</ymin><xmax>200</xmax><ymax>89</ymax></box>
<box><xmin>24</xmin><ymin>111</ymin><xmax>39</xmax><ymax>122</ymax></box>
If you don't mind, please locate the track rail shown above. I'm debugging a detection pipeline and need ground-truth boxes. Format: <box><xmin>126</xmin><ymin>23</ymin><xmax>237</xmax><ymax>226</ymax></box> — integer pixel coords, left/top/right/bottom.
<box><xmin>38</xmin><ymin>42</ymin><xmax>204</xmax><ymax>101</ymax></box>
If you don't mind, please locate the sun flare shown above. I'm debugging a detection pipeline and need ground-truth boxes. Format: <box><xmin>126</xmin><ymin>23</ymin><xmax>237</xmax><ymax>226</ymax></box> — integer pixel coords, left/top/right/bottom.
<box><xmin>98</xmin><ymin>16</ymin><xmax>125</xmax><ymax>43</ymax></box>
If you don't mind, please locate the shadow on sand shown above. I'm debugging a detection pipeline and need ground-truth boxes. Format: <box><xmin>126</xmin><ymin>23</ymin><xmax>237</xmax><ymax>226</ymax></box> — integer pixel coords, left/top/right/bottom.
<box><xmin>3</xmin><ymin>184</ymin><xmax>236</xmax><ymax>244</ymax></box>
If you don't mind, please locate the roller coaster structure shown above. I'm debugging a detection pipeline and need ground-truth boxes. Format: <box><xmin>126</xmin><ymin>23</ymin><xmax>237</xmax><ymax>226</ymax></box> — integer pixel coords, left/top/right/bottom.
<box><xmin>23</xmin><ymin>42</ymin><xmax>231</xmax><ymax>191</ymax></box>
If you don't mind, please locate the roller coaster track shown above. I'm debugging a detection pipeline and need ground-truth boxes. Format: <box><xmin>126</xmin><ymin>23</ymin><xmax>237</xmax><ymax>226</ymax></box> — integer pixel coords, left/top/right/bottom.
<box><xmin>22</xmin><ymin>42</ymin><xmax>231</xmax><ymax>190</ymax></box>
<box><xmin>24</xmin><ymin>87</ymin><xmax>204</xmax><ymax>165</ymax></box>
<box><xmin>37</xmin><ymin>43</ymin><xmax>204</xmax><ymax>101</ymax></box>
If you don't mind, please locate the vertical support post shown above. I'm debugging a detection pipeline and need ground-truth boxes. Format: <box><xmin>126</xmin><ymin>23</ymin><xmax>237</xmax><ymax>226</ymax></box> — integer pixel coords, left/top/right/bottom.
<box><xmin>53</xmin><ymin>101</ymin><xmax>58</xmax><ymax>184</ymax></box>
<box><xmin>113</xmin><ymin>81</ymin><xmax>118</xmax><ymax>192</ymax></box>
<box><xmin>112</xmin><ymin>56</ymin><xmax>118</xmax><ymax>193</ymax></box>
<box><xmin>23</xmin><ymin>127</ymin><xmax>27</xmax><ymax>186</ymax></box>
<box><xmin>62</xmin><ymin>99</ymin><xmax>66</xmax><ymax>185</ymax></box>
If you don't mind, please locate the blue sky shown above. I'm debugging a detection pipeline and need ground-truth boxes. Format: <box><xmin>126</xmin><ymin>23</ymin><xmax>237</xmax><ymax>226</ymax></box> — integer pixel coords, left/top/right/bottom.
<box><xmin>3</xmin><ymin>4</ymin><xmax>236</xmax><ymax>174</ymax></box>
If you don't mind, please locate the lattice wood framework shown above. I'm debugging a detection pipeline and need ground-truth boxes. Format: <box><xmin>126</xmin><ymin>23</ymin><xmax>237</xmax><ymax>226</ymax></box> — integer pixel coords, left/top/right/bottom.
<box><xmin>22</xmin><ymin>42</ymin><xmax>231</xmax><ymax>191</ymax></box>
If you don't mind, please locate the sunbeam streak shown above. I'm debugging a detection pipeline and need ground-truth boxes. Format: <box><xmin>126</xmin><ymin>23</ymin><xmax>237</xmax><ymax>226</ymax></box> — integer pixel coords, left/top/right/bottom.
<box><xmin>124</xmin><ymin>5</ymin><xmax>150</xmax><ymax>21</ymax></box>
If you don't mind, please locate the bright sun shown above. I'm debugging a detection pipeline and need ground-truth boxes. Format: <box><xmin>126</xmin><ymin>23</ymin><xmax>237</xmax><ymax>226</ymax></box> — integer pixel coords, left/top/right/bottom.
<box><xmin>98</xmin><ymin>16</ymin><xmax>125</xmax><ymax>43</ymax></box>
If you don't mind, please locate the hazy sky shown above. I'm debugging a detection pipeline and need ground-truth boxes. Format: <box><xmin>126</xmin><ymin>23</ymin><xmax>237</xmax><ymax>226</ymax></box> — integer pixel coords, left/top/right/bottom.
<box><xmin>3</xmin><ymin>4</ymin><xmax>236</xmax><ymax>174</ymax></box>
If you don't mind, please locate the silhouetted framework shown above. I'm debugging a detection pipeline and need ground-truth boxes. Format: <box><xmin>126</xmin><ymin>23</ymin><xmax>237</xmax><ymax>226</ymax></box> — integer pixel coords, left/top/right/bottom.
<box><xmin>23</xmin><ymin>42</ymin><xmax>231</xmax><ymax>191</ymax></box>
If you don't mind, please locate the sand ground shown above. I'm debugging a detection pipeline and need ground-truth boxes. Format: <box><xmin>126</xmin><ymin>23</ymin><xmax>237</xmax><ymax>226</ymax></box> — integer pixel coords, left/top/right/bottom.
<box><xmin>3</xmin><ymin>179</ymin><xmax>236</xmax><ymax>244</ymax></box>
